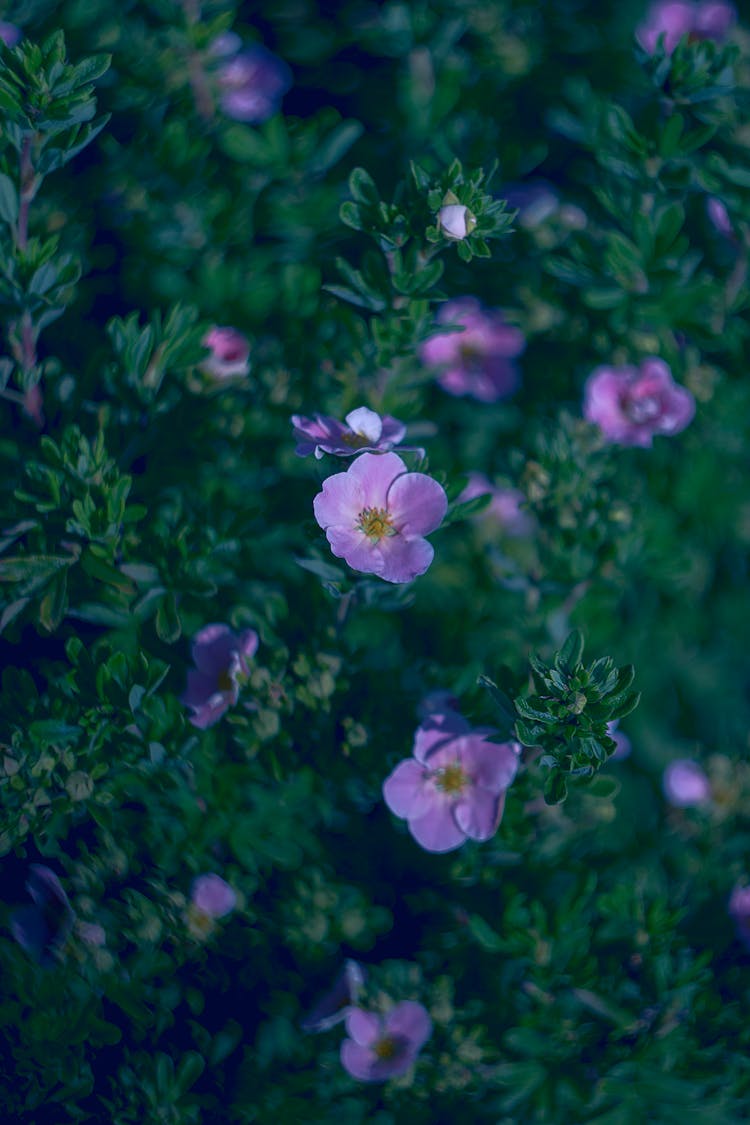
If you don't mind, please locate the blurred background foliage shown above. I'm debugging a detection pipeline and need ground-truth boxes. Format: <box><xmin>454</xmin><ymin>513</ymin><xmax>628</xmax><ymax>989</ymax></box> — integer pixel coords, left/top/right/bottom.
<box><xmin>1</xmin><ymin>0</ymin><xmax>750</xmax><ymax>1121</ymax></box>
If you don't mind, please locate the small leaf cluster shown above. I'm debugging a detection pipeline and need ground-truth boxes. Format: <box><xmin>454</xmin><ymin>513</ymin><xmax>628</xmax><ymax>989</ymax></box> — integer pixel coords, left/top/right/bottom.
<box><xmin>514</xmin><ymin>630</ymin><xmax>640</xmax><ymax>804</ymax></box>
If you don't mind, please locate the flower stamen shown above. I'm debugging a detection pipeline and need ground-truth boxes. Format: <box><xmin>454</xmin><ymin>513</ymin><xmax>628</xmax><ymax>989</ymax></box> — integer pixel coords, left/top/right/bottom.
<box><xmin>357</xmin><ymin>506</ymin><xmax>397</xmax><ymax>541</ymax></box>
<box><xmin>433</xmin><ymin>761</ymin><xmax>468</xmax><ymax>794</ymax></box>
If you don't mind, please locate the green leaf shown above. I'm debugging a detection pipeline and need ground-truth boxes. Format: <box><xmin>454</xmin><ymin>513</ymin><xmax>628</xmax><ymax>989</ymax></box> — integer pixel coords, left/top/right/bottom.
<box><xmin>544</xmin><ymin>772</ymin><xmax>568</xmax><ymax>805</ymax></box>
<box><xmin>606</xmin><ymin>690</ymin><xmax>641</xmax><ymax>721</ymax></box>
<box><xmin>0</xmin><ymin>172</ymin><xmax>18</xmax><ymax>224</ymax></box>
<box><xmin>477</xmin><ymin>674</ymin><xmax>516</xmax><ymax>726</ymax></box>
<box><xmin>587</xmin><ymin>774</ymin><xmax>621</xmax><ymax>800</ymax></box>
<box><xmin>174</xmin><ymin>1051</ymin><xmax>205</xmax><ymax>1096</ymax></box>
<box><xmin>339</xmin><ymin>201</ymin><xmax>364</xmax><ymax>231</ymax></box>
<box><xmin>467</xmin><ymin>913</ymin><xmax>503</xmax><ymax>952</ymax></box>
<box><xmin>155</xmin><ymin>590</ymin><xmax>182</xmax><ymax>644</ymax></box>
<box><xmin>38</xmin><ymin>568</ymin><xmax>68</xmax><ymax>632</ymax></box>
<box><xmin>556</xmin><ymin>630</ymin><xmax>584</xmax><ymax>673</ymax></box>
<box><xmin>349</xmin><ymin>166</ymin><xmax>379</xmax><ymax>205</ymax></box>
<box><xmin>309</xmin><ymin>120</ymin><xmax>363</xmax><ymax>174</ymax></box>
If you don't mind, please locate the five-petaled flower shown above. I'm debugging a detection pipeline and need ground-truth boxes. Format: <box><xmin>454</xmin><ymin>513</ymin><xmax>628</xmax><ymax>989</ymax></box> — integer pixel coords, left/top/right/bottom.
<box><xmin>183</xmin><ymin>624</ymin><xmax>259</xmax><ymax>729</ymax></box>
<box><xmin>340</xmin><ymin>1002</ymin><xmax>432</xmax><ymax>1082</ymax></box>
<box><xmin>583</xmin><ymin>357</ymin><xmax>695</xmax><ymax>447</ymax></box>
<box><xmin>383</xmin><ymin>712</ymin><xmax>520</xmax><ymax>852</ymax></box>
<box><xmin>201</xmin><ymin>326</ymin><xmax>251</xmax><ymax>380</ymax></box>
<box><xmin>313</xmin><ymin>452</ymin><xmax>447</xmax><ymax>584</ymax></box>
<box><xmin>292</xmin><ymin>407</ymin><xmax>406</xmax><ymax>459</ymax></box>
<box><xmin>420</xmin><ymin>298</ymin><xmax>525</xmax><ymax>403</ymax></box>
<box><xmin>457</xmin><ymin>473</ymin><xmax>534</xmax><ymax>537</ymax></box>
<box><xmin>637</xmin><ymin>1</ymin><xmax>735</xmax><ymax>55</ymax></box>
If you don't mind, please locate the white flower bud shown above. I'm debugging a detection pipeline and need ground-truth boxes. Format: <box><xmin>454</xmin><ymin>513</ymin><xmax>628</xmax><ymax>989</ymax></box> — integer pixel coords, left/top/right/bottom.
<box><xmin>437</xmin><ymin>203</ymin><xmax>476</xmax><ymax>241</ymax></box>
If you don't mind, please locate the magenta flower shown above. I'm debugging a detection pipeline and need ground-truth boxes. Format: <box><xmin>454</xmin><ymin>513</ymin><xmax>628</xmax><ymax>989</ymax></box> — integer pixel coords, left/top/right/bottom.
<box><xmin>340</xmin><ymin>1002</ymin><xmax>432</xmax><ymax>1082</ymax></box>
<box><xmin>420</xmin><ymin>299</ymin><xmax>525</xmax><ymax>403</ymax></box>
<box><xmin>292</xmin><ymin>407</ymin><xmax>406</xmax><ymax>459</ymax></box>
<box><xmin>457</xmin><ymin>473</ymin><xmax>534</xmax><ymax>537</ymax></box>
<box><xmin>201</xmin><ymin>326</ymin><xmax>250</xmax><ymax>380</ymax></box>
<box><xmin>383</xmin><ymin>713</ymin><xmax>520</xmax><ymax>853</ymax></box>
<box><xmin>729</xmin><ymin>885</ymin><xmax>750</xmax><ymax>947</ymax></box>
<box><xmin>0</xmin><ymin>21</ymin><xmax>21</xmax><ymax>46</ymax></box>
<box><xmin>10</xmin><ymin>865</ymin><xmax>75</xmax><ymax>964</ymax></box>
<box><xmin>182</xmin><ymin>623</ymin><xmax>259</xmax><ymax>729</ymax></box>
<box><xmin>663</xmin><ymin>759</ymin><xmax>711</xmax><ymax>807</ymax></box>
<box><xmin>583</xmin><ymin>357</ymin><xmax>695</xmax><ymax>448</ymax></box>
<box><xmin>637</xmin><ymin>1</ymin><xmax>735</xmax><ymax>54</ymax></box>
<box><xmin>190</xmin><ymin>873</ymin><xmax>237</xmax><ymax>919</ymax></box>
<box><xmin>215</xmin><ymin>43</ymin><xmax>291</xmax><ymax>123</ymax></box>
<box><xmin>607</xmin><ymin>721</ymin><xmax>632</xmax><ymax>761</ymax></box>
<box><xmin>313</xmin><ymin>452</ymin><xmax>447</xmax><ymax>584</ymax></box>
<box><xmin>707</xmin><ymin>197</ymin><xmax>734</xmax><ymax>239</ymax></box>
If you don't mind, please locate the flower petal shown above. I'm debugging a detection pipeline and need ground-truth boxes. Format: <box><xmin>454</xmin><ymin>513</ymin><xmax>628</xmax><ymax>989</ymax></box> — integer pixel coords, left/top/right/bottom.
<box><xmin>408</xmin><ymin>802</ymin><xmax>466</xmax><ymax>853</ymax></box>
<box><xmin>383</xmin><ymin>759</ymin><xmax>432</xmax><ymax>819</ymax></box>
<box><xmin>453</xmin><ymin>788</ymin><xmax>503</xmax><ymax>841</ymax></box>
<box><xmin>385</xmin><ymin>1001</ymin><xmax>433</xmax><ymax>1050</ymax></box>
<box><xmin>387</xmin><ymin>472</ymin><xmax>448</xmax><ymax>537</ymax></box>
<box><xmin>413</xmin><ymin>713</ymin><xmax>469</xmax><ymax>763</ymax></box>
<box><xmin>458</xmin><ymin>736</ymin><xmax>520</xmax><ymax>793</ymax></box>
<box><xmin>373</xmin><ymin>536</ymin><xmax>435</xmax><ymax>584</ymax></box>
<box><xmin>345</xmin><ymin>407</ymin><xmax>383</xmax><ymax>442</ymax></box>
<box><xmin>192</xmin><ymin>624</ymin><xmax>237</xmax><ymax>675</ymax></box>
<box><xmin>345</xmin><ymin>1008</ymin><xmax>381</xmax><ymax>1047</ymax></box>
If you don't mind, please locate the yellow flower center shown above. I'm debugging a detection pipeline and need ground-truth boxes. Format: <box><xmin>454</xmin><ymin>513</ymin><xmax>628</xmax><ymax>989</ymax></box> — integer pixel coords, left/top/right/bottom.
<box><xmin>373</xmin><ymin>1035</ymin><xmax>399</xmax><ymax>1060</ymax></box>
<box><xmin>434</xmin><ymin>762</ymin><xmax>468</xmax><ymax>795</ymax></box>
<box><xmin>342</xmin><ymin>431</ymin><xmax>371</xmax><ymax>449</ymax></box>
<box><xmin>357</xmin><ymin>506</ymin><xmax>396</xmax><ymax>542</ymax></box>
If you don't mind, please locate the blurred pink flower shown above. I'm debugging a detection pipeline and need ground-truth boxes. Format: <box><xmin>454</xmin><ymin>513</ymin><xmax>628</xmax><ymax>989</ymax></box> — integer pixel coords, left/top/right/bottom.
<box><xmin>190</xmin><ymin>873</ymin><xmax>237</xmax><ymax>919</ymax></box>
<box><xmin>663</xmin><ymin>759</ymin><xmax>711</xmax><ymax>806</ymax></box>
<box><xmin>583</xmin><ymin>357</ymin><xmax>695</xmax><ymax>447</ymax></box>
<box><xmin>182</xmin><ymin>624</ymin><xmax>258</xmax><ymax>729</ymax></box>
<box><xmin>383</xmin><ymin>713</ymin><xmax>520</xmax><ymax>853</ymax></box>
<box><xmin>707</xmin><ymin>197</ymin><xmax>734</xmax><ymax>239</ymax></box>
<box><xmin>313</xmin><ymin>452</ymin><xmax>447</xmax><ymax>584</ymax></box>
<box><xmin>420</xmin><ymin>299</ymin><xmax>525</xmax><ymax>403</ymax></box>
<box><xmin>607</xmin><ymin>720</ymin><xmax>632</xmax><ymax>761</ymax></box>
<box><xmin>214</xmin><ymin>42</ymin><xmax>291</xmax><ymax>123</ymax></box>
<box><xmin>0</xmin><ymin>22</ymin><xmax>21</xmax><ymax>46</ymax></box>
<box><xmin>457</xmin><ymin>473</ymin><xmax>534</xmax><ymax>536</ymax></box>
<box><xmin>201</xmin><ymin>326</ymin><xmax>250</xmax><ymax>380</ymax></box>
<box><xmin>340</xmin><ymin>1002</ymin><xmax>432</xmax><ymax>1082</ymax></box>
<box><xmin>729</xmin><ymin>885</ymin><xmax>750</xmax><ymax>946</ymax></box>
<box><xmin>637</xmin><ymin>1</ymin><xmax>735</xmax><ymax>54</ymax></box>
<box><xmin>291</xmin><ymin>407</ymin><xmax>406</xmax><ymax>459</ymax></box>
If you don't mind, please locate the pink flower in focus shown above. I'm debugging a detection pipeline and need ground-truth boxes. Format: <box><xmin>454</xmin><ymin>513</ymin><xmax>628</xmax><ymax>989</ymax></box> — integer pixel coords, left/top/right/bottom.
<box><xmin>663</xmin><ymin>759</ymin><xmax>711</xmax><ymax>807</ymax></box>
<box><xmin>291</xmin><ymin>407</ymin><xmax>406</xmax><ymax>459</ymax></box>
<box><xmin>383</xmin><ymin>713</ymin><xmax>520</xmax><ymax>853</ymax></box>
<box><xmin>0</xmin><ymin>22</ymin><xmax>21</xmax><ymax>47</ymax></box>
<box><xmin>420</xmin><ymin>299</ymin><xmax>525</xmax><ymax>403</ymax></box>
<box><xmin>340</xmin><ymin>1002</ymin><xmax>432</xmax><ymax>1082</ymax></box>
<box><xmin>313</xmin><ymin>452</ymin><xmax>447</xmax><ymax>584</ymax></box>
<box><xmin>215</xmin><ymin>43</ymin><xmax>291</xmax><ymax>123</ymax></box>
<box><xmin>729</xmin><ymin>885</ymin><xmax>750</xmax><ymax>946</ymax></box>
<box><xmin>637</xmin><ymin>1</ymin><xmax>735</xmax><ymax>54</ymax></box>
<box><xmin>457</xmin><ymin>473</ymin><xmax>534</xmax><ymax>537</ymax></box>
<box><xmin>182</xmin><ymin>624</ymin><xmax>259</xmax><ymax>729</ymax></box>
<box><xmin>201</xmin><ymin>326</ymin><xmax>250</xmax><ymax>380</ymax></box>
<box><xmin>583</xmin><ymin>357</ymin><xmax>695</xmax><ymax>447</ymax></box>
<box><xmin>190</xmin><ymin>873</ymin><xmax>237</xmax><ymax>919</ymax></box>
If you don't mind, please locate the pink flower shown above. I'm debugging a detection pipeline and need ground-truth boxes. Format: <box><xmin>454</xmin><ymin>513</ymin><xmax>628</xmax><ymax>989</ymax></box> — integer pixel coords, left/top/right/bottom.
<box><xmin>637</xmin><ymin>1</ymin><xmax>735</xmax><ymax>54</ymax></box>
<box><xmin>420</xmin><ymin>299</ymin><xmax>525</xmax><ymax>403</ymax></box>
<box><xmin>201</xmin><ymin>326</ymin><xmax>250</xmax><ymax>380</ymax></box>
<box><xmin>313</xmin><ymin>452</ymin><xmax>447</xmax><ymax>584</ymax></box>
<box><xmin>301</xmin><ymin>960</ymin><xmax>366</xmax><ymax>1033</ymax></box>
<box><xmin>707</xmin><ymin>197</ymin><xmax>734</xmax><ymax>239</ymax></box>
<box><xmin>607</xmin><ymin>721</ymin><xmax>632</xmax><ymax>761</ymax></box>
<box><xmin>437</xmin><ymin>203</ymin><xmax>476</xmax><ymax>240</ymax></box>
<box><xmin>583</xmin><ymin>357</ymin><xmax>695</xmax><ymax>447</ymax></box>
<box><xmin>457</xmin><ymin>473</ymin><xmax>534</xmax><ymax>537</ymax></box>
<box><xmin>729</xmin><ymin>885</ymin><xmax>750</xmax><ymax>946</ymax></box>
<box><xmin>663</xmin><ymin>759</ymin><xmax>711</xmax><ymax>806</ymax></box>
<box><xmin>0</xmin><ymin>22</ymin><xmax>21</xmax><ymax>46</ymax></box>
<box><xmin>214</xmin><ymin>43</ymin><xmax>291</xmax><ymax>123</ymax></box>
<box><xmin>383</xmin><ymin>713</ymin><xmax>520</xmax><ymax>853</ymax></box>
<box><xmin>182</xmin><ymin>623</ymin><xmax>259</xmax><ymax>729</ymax></box>
<box><xmin>190</xmin><ymin>873</ymin><xmax>237</xmax><ymax>919</ymax></box>
<box><xmin>340</xmin><ymin>1002</ymin><xmax>432</xmax><ymax>1082</ymax></box>
<box><xmin>291</xmin><ymin>407</ymin><xmax>406</xmax><ymax>459</ymax></box>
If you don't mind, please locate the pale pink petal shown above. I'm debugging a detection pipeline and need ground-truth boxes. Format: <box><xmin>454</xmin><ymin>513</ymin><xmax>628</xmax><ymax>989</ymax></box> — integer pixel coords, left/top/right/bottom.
<box><xmin>340</xmin><ymin>1040</ymin><xmax>378</xmax><ymax>1081</ymax></box>
<box><xmin>454</xmin><ymin>788</ymin><xmax>503</xmax><ymax>841</ymax></box>
<box><xmin>386</xmin><ymin>473</ymin><xmax>448</xmax><ymax>536</ymax></box>
<box><xmin>345</xmin><ymin>1008</ymin><xmax>381</xmax><ymax>1047</ymax></box>
<box><xmin>385</xmin><ymin>1001</ymin><xmax>433</xmax><ymax>1050</ymax></box>
<box><xmin>375</xmin><ymin>536</ymin><xmax>434</xmax><ymax>584</ymax></box>
<box><xmin>313</xmin><ymin>470</ymin><xmax>366</xmax><ymax>529</ymax></box>
<box><xmin>345</xmin><ymin>407</ymin><xmax>383</xmax><ymax>442</ymax></box>
<box><xmin>408</xmin><ymin>802</ymin><xmax>467</xmax><ymax>852</ymax></box>
<box><xmin>382</xmin><ymin>759</ymin><xmax>432</xmax><ymax>819</ymax></box>
<box><xmin>458</xmin><ymin>736</ymin><xmax>520</xmax><ymax>793</ymax></box>
<box><xmin>413</xmin><ymin>714</ymin><xmax>469</xmax><ymax>763</ymax></box>
<box><xmin>344</xmin><ymin>451</ymin><xmax>406</xmax><ymax>506</ymax></box>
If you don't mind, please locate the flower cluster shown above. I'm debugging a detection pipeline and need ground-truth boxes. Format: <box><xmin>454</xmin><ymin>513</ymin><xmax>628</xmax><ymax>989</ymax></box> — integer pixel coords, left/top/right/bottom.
<box><xmin>637</xmin><ymin>0</ymin><xmax>735</xmax><ymax>54</ymax></box>
<box><xmin>201</xmin><ymin>326</ymin><xmax>251</xmax><ymax>381</ymax></box>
